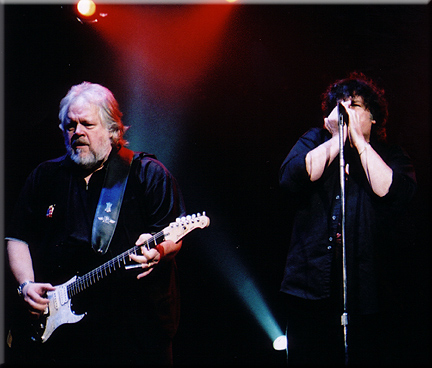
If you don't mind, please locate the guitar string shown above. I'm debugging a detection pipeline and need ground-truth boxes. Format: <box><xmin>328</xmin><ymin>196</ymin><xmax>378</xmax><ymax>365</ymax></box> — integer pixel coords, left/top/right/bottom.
<box><xmin>66</xmin><ymin>215</ymin><xmax>206</xmax><ymax>297</ymax></box>
<box><xmin>67</xmin><ymin>232</ymin><xmax>166</xmax><ymax>297</ymax></box>
<box><xmin>39</xmin><ymin>215</ymin><xmax>207</xmax><ymax>343</ymax></box>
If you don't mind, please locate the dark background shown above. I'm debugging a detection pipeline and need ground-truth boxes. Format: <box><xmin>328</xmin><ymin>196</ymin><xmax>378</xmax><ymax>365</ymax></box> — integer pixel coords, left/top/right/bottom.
<box><xmin>2</xmin><ymin>3</ymin><xmax>430</xmax><ymax>366</ymax></box>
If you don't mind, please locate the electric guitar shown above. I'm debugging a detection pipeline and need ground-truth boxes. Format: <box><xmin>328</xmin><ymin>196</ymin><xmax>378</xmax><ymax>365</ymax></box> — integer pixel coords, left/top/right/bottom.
<box><xmin>31</xmin><ymin>212</ymin><xmax>210</xmax><ymax>343</ymax></box>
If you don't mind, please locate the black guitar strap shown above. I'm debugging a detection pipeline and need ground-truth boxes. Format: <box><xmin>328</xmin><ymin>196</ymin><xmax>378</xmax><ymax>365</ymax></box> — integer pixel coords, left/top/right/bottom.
<box><xmin>91</xmin><ymin>147</ymin><xmax>135</xmax><ymax>254</ymax></box>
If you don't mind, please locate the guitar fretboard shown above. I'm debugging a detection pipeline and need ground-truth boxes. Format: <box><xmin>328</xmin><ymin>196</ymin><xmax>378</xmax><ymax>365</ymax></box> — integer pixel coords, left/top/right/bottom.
<box><xmin>66</xmin><ymin>232</ymin><xmax>165</xmax><ymax>298</ymax></box>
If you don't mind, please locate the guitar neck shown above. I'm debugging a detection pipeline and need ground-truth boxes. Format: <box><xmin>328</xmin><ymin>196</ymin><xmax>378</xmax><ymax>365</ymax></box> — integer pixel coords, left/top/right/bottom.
<box><xmin>67</xmin><ymin>230</ymin><xmax>165</xmax><ymax>298</ymax></box>
<box><xmin>64</xmin><ymin>212</ymin><xmax>210</xmax><ymax>299</ymax></box>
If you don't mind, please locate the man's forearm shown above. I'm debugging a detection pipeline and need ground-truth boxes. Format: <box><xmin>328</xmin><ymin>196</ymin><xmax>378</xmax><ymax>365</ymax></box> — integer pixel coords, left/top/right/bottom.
<box><xmin>305</xmin><ymin>135</ymin><xmax>340</xmax><ymax>182</ymax></box>
<box><xmin>7</xmin><ymin>239</ymin><xmax>35</xmax><ymax>284</ymax></box>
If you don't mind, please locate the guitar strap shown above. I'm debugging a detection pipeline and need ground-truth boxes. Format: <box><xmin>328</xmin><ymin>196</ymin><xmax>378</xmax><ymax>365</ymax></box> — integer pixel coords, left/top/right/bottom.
<box><xmin>91</xmin><ymin>146</ymin><xmax>135</xmax><ymax>254</ymax></box>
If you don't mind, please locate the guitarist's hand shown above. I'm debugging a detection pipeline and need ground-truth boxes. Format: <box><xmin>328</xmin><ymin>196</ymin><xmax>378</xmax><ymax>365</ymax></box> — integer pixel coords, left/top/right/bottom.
<box><xmin>22</xmin><ymin>282</ymin><xmax>56</xmax><ymax>317</ymax></box>
<box><xmin>129</xmin><ymin>233</ymin><xmax>163</xmax><ymax>279</ymax></box>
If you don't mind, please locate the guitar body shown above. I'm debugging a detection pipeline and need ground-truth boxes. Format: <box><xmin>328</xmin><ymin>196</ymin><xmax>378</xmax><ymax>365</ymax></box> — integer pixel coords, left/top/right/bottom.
<box><xmin>27</xmin><ymin>213</ymin><xmax>209</xmax><ymax>343</ymax></box>
<box><xmin>36</xmin><ymin>276</ymin><xmax>86</xmax><ymax>343</ymax></box>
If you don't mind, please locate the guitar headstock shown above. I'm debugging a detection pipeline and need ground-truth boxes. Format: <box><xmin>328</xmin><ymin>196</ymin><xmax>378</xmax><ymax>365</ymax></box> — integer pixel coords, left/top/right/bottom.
<box><xmin>164</xmin><ymin>212</ymin><xmax>210</xmax><ymax>243</ymax></box>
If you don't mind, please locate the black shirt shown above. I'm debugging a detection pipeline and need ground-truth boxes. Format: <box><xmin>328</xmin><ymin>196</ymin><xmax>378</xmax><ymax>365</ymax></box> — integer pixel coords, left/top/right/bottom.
<box><xmin>7</xmin><ymin>147</ymin><xmax>186</xmax><ymax>349</ymax></box>
<box><xmin>279</xmin><ymin>128</ymin><xmax>416</xmax><ymax>314</ymax></box>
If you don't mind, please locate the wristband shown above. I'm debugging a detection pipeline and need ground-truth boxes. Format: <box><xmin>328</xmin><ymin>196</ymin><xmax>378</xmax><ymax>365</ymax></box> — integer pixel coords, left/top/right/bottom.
<box><xmin>17</xmin><ymin>280</ymin><xmax>33</xmax><ymax>296</ymax></box>
<box><xmin>155</xmin><ymin>244</ymin><xmax>165</xmax><ymax>259</ymax></box>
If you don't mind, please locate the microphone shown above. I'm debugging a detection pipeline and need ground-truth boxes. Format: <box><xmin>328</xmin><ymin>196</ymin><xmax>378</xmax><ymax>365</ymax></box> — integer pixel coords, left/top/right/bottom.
<box><xmin>338</xmin><ymin>102</ymin><xmax>349</xmax><ymax>126</ymax></box>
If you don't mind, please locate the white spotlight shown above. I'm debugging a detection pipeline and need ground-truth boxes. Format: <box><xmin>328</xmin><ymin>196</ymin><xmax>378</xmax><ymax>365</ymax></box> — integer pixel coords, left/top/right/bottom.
<box><xmin>77</xmin><ymin>0</ymin><xmax>96</xmax><ymax>17</ymax></box>
<box><xmin>273</xmin><ymin>335</ymin><xmax>287</xmax><ymax>351</ymax></box>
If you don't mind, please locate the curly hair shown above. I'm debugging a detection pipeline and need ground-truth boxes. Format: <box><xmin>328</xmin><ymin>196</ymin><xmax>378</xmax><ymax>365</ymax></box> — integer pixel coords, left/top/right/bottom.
<box><xmin>321</xmin><ymin>72</ymin><xmax>388</xmax><ymax>141</ymax></box>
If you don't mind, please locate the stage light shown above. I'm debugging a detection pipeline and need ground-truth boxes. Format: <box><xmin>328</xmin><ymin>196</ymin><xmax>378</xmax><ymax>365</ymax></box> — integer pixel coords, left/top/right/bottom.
<box><xmin>77</xmin><ymin>0</ymin><xmax>96</xmax><ymax>17</ymax></box>
<box><xmin>273</xmin><ymin>335</ymin><xmax>287</xmax><ymax>351</ymax></box>
<box><xmin>75</xmin><ymin>1</ymin><xmax>108</xmax><ymax>24</ymax></box>
<box><xmin>196</xmin><ymin>229</ymin><xmax>286</xmax><ymax>352</ymax></box>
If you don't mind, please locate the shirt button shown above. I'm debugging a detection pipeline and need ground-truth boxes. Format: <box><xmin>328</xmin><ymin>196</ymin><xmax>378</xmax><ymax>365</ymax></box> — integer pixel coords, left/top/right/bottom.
<box><xmin>332</xmin><ymin>215</ymin><xmax>336</xmax><ymax>220</ymax></box>
<box><xmin>329</xmin><ymin>236</ymin><xmax>333</xmax><ymax>242</ymax></box>
<box><xmin>336</xmin><ymin>195</ymin><xmax>340</xmax><ymax>200</ymax></box>
<box><xmin>327</xmin><ymin>245</ymin><xmax>332</xmax><ymax>250</ymax></box>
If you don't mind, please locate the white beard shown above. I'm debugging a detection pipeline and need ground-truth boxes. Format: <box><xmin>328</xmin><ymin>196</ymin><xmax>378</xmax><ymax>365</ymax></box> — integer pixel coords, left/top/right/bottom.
<box><xmin>68</xmin><ymin>140</ymin><xmax>112</xmax><ymax>170</ymax></box>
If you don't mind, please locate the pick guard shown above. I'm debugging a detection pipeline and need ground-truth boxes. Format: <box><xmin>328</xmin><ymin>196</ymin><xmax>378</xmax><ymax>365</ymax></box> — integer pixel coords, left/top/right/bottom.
<box><xmin>28</xmin><ymin>212</ymin><xmax>209</xmax><ymax>343</ymax></box>
<box><xmin>40</xmin><ymin>276</ymin><xmax>85</xmax><ymax>343</ymax></box>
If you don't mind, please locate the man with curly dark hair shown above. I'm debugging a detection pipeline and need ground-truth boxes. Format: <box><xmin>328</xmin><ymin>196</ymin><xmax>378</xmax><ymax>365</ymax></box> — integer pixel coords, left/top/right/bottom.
<box><xmin>279</xmin><ymin>72</ymin><xmax>416</xmax><ymax>365</ymax></box>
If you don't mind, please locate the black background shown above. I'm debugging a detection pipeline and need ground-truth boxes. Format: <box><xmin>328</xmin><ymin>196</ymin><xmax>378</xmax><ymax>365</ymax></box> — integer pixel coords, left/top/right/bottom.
<box><xmin>3</xmin><ymin>3</ymin><xmax>430</xmax><ymax>366</ymax></box>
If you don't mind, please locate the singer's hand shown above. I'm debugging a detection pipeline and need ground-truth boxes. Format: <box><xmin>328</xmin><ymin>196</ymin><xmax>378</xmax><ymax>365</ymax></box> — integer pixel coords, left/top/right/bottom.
<box><xmin>324</xmin><ymin>104</ymin><xmax>347</xmax><ymax>142</ymax></box>
<box><xmin>340</xmin><ymin>99</ymin><xmax>374</xmax><ymax>151</ymax></box>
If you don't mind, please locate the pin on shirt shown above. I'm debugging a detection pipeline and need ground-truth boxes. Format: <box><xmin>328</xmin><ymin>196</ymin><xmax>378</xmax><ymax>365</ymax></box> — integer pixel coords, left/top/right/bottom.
<box><xmin>46</xmin><ymin>204</ymin><xmax>56</xmax><ymax>218</ymax></box>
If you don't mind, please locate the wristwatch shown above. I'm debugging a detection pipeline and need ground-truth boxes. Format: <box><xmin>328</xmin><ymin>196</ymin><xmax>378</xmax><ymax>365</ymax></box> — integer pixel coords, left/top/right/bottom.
<box><xmin>17</xmin><ymin>280</ymin><xmax>33</xmax><ymax>296</ymax></box>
